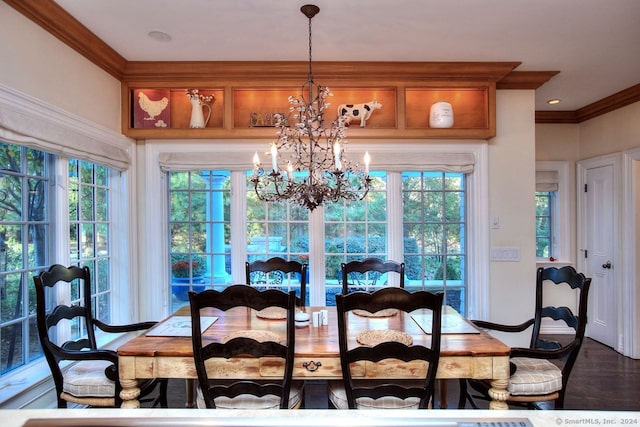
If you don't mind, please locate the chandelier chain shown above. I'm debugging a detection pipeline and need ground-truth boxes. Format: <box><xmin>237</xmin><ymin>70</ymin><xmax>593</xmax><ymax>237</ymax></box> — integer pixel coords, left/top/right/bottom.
<box><xmin>307</xmin><ymin>12</ymin><xmax>313</xmax><ymax>84</ymax></box>
<box><xmin>250</xmin><ymin>4</ymin><xmax>371</xmax><ymax>211</ymax></box>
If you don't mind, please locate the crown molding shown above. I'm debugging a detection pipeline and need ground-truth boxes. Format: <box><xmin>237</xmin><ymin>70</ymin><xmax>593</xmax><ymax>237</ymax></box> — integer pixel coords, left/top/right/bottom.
<box><xmin>7</xmin><ymin>0</ymin><xmax>638</xmax><ymax>124</ymax></box>
<box><xmin>536</xmin><ymin>84</ymin><xmax>640</xmax><ymax>124</ymax></box>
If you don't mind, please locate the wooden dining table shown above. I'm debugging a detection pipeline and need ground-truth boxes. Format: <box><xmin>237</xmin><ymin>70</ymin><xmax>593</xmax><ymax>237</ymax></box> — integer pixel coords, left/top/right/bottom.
<box><xmin>117</xmin><ymin>305</ymin><xmax>511</xmax><ymax>409</ymax></box>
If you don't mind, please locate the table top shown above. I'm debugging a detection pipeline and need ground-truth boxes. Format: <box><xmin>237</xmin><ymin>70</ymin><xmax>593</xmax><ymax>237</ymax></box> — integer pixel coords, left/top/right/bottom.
<box><xmin>118</xmin><ymin>306</ymin><xmax>510</xmax><ymax>358</ymax></box>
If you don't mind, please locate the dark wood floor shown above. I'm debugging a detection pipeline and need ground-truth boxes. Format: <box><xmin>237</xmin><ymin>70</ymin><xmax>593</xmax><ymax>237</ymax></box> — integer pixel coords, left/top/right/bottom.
<box><xmin>158</xmin><ymin>337</ymin><xmax>640</xmax><ymax>411</ymax></box>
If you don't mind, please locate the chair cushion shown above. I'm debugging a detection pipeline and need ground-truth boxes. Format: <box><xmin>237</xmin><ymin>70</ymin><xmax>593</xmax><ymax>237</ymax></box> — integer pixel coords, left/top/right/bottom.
<box><xmin>196</xmin><ymin>381</ymin><xmax>304</xmax><ymax>409</ymax></box>
<box><xmin>328</xmin><ymin>380</ymin><xmax>424</xmax><ymax>409</ymax></box>
<box><xmin>63</xmin><ymin>360</ymin><xmax>115</xmax><ymax>398</ymax></box>
<box><xmin>508</xmin><ymin>357</ymin><xmax>563</xmax><ymax>396</ymax></box>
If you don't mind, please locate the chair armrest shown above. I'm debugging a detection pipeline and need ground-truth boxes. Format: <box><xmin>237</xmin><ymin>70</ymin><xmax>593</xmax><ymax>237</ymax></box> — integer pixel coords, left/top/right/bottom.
<box><xmin>510</xmin><ymin>345</ymin><xmax>570</xmax><ymax>361</ymax></box>
<box><xmin>470</xmin><ymin>318</ymin><xmax>534</xmax><ymax>333</ymax></box>
<box><xmin>94</xmin><ymin>319</ymin><xmax>158</xmax><ymax>333</ymax></box>
<box><xmin>56</xmin><ymin>347</ymin><xmax>119</xmax><ymax>364</ymax></box>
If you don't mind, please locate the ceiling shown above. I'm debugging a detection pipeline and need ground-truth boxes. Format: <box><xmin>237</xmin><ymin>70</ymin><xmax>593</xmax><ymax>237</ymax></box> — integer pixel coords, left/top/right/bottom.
<box><xmin>39</xmin><ymin>0</ymin><xmax>640</xmax><ymax>111</ymax></box>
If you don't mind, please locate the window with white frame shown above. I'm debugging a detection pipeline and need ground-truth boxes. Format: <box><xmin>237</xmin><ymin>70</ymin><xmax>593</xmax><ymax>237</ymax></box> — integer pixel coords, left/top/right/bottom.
<box><xmin>167</xmin><ymin>171</ymin><xmax>232</xmax><ymax>307</ymax></box>
<box><xmin>324</xmin><ymin>172</ymin><xmax>388</xmax><ymax>299</ymax></box>
<box><xmin>0</xmin><ymin>143</ymin><xmax>51</xmax><ymax>376</ymax></box>
<box><xmin>0</xmin><ymin>143</ymin><xmax>116</xmax><ymax>379</ymax></box>
<box><xmin>165</xmin><ymin>168</ymin><xmax>468</xmax><ymax>315</ymax></box>
<box><xmin>402</xmin><ymin>171</ymin><xmax>466</xmax><ymax>313</ymax></box>
<box><xmin>69</xmin><ymin>159</ymin><xmax>113</xmax><ymax>327</ymax></box>
<box><xmin>535</xmin><ymin>162</ymin><xmax>570</xmax><ymax>262</ymax></box>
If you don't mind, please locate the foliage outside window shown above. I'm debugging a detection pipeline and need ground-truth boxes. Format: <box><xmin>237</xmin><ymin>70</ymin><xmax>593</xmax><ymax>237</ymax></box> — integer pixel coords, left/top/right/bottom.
<box><xmin>166</xmin><ymin>169</ymin><xmax>467</xmax><ymax>315</ymax></box>
<box><xmin>402</xmin><ymin>171</ymin><xmax>466</xmax><ymax>313</ymax></box>
<box><xmin>324</xmin><ymin>172</ymin><xmax>388</xmax><ymax>300</ymax></box>
<box><xmin>69</xmin><ymin>159</ymin><xmax>112</xmax><ymax>326</ymax></box>
<box><xmin>0</xmin><ymin>143</ymin><xmax>50</xmax><ymax>376</ymax></box>
<box><xmin>168</xmin><ymin>171</ymin><xmax>231</xmax><ymax>305</ymax></box>
<box><xmin>0</xmin><ymin>142</ymin><xmax>116</xmax><ymax>381</ymax></box>
<box><xmin>246</xmin><ymin>171</ymin><xmax>310</xmax><ymax>302</ymax></box>
<box><xmin>536</xmin><ymin>191</ymin><xmax>554</xmax><ymax>258</ymax></box>
<box><xmin>535</xmin><ymin>164</ymin><xmax>566</xmax><ymax>261</ymax></box>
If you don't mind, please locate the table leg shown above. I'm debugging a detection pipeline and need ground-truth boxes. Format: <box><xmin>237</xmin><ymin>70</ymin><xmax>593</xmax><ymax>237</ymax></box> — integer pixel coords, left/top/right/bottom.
<box><xmin>186</xmin><ymin>379</ymin><xmax>196</xmax><ymax>408</ymax></box>
<box><xmin>119</xmin><ymin>378</ymin><xmax>141</xmax><ymax>409</ymax></box>
<box><xmin>488</xmin><ymin>378</ymin><xmax>509</xmax><ymax>410</ymax></box>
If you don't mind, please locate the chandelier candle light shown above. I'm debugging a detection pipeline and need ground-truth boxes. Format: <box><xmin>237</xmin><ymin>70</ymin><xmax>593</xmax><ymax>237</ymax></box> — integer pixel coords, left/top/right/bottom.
<box><xmin>251</xmin><ymin>4</ymin><xmax>371</xmax><ymax>211</ymax></box>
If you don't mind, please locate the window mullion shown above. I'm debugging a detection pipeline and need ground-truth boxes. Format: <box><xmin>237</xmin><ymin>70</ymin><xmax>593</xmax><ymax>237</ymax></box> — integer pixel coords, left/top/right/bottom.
<box><xmin>230</xmin><ymin>171</ymin><xmax>247</xmax><ymax>283</ymax></box>
<box><xmin>387</xmin><ymin>172</ymin><xmax>403</xmax><ymax>286</ymax></box>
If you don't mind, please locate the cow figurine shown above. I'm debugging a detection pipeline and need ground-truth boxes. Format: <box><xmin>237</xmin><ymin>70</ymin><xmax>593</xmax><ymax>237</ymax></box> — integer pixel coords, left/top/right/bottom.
<box><xmin>337</xmin><ymin>99</ymin><xmax>382</xmax><ymax>128</ymax></box>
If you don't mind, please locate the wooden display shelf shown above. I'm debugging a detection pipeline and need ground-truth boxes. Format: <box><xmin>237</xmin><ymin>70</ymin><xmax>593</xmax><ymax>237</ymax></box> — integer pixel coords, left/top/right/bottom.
<box><xmin>232</xmin><ymin>87</ymin><xmax>397</xmax><ymax>129</ymax></box>
<box><xmin>123</xmin><ymin>81</ymin><xmax>495</xmax><ymax>140</ymax></box>
<box><xmin>405</xmin><ymin>87</ymin><xmax>491</xmax><ymax>130</ymax></box>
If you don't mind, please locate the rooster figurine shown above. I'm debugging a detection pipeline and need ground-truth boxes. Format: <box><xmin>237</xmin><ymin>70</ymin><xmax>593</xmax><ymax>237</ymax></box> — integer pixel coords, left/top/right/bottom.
<box><xmin>138</xmin><ymin>91</ymin><xmax>169</xmax><ymax>121</ymax></box>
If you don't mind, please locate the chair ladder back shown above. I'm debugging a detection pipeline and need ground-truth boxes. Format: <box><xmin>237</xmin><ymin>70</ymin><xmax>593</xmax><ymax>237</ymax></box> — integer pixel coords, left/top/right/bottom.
<box><xmin>245</xmin><ymin>257</ymin><xmax>307</xmax><ymax>306</ymax></box>
<box><xmin>335</xmin><ymin>288</ymin><xmax>443</xmax><ymax>409</ymax></box>
<box><xmin>341</xmin><ymin>258</ymin><xmax>405</xmax><ymax>294</ymax></box>
<box><xmin>189</xmin><ymin>285</ymin><xmax>296</xmax><ymax>409</ymax></box>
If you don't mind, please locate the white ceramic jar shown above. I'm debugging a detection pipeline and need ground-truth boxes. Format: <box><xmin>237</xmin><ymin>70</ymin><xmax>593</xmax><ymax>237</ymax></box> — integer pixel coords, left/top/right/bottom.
<box><xmin>429</xmin><ymin>101</ymin><xmax>454</xmax><ymax>128</ymax></box>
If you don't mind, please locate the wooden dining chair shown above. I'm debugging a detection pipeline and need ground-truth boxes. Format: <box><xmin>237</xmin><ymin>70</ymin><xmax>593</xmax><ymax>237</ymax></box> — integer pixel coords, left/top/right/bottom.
<box><xmin>33</xmin><ymin>264</ymin><xmax>168</xmax><ymax>408</ymax></box>
<box><xmin>341</xmin><ymin>257</ymin><xmax>405</xmax><ymax>295</ymax></box>
<box><xmin>458</xmin><ymin>266</ymin><xmax>591</xmax><ymax>409</ymax></box>
<box><xmin>188</xmin><ymin>284</ymin><xmax>303</xmax><ymax>409</ymax></box>
<box><xmin>329</xmin><ymin>287</ymin><xmax>444</xmax><ymax>409</ymax></box>
<box><xmin>245</xmin><ymin>257</ymin><xmax>307</xmax><ymax>306</ymax></box>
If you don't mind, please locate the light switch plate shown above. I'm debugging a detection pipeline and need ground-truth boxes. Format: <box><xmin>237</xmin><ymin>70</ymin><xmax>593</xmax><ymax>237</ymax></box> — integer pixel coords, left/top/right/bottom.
<box><xmin>491</xmin><ymin>247</ymin><xmax>520</xmax><ymax>261</ymax></box>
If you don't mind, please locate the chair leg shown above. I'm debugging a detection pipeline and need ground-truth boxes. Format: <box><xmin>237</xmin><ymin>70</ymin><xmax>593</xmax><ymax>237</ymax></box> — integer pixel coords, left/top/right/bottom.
<box><xmin>458</xmin><ymin>379</ymin><xmax>478</xmax><ymax>409</ymax></box>
<box><xmin>158</xmin><ymin>379</ymin><xmax>169</xmax><ymax>408</ymax></box>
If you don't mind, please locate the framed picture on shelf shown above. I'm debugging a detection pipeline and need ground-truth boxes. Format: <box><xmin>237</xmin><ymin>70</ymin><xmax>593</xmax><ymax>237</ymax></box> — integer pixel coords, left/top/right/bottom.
<box><xmin>133</xmin><ymin>89</ymin><xmax>171</xmax><ymax>128</ymax></box>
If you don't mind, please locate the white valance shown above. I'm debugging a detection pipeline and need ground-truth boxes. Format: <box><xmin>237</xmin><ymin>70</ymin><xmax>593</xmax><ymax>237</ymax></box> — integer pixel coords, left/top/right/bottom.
<box><xmin>0</xmin><ymin>84</ymin><xmax>131</xmax><ymax>171</ymax></box>
<box><xmin>361</xmin><ymin>151</ymin><xmax>475</xmax><ymax>173</ymax></box>
<box><xmin>536</xmin><ymin>170</ymin><xmax>559</xmax><ymax>192</ymax></box>
<box><xmin>159</xmin><ymin>148</ymin><xmax>474</xmax><ymax>173</ymax></box>
<box><xmin>159</xmin><ymin>151</ymin><xmax>254</xmax><ymax>172</ymax></box>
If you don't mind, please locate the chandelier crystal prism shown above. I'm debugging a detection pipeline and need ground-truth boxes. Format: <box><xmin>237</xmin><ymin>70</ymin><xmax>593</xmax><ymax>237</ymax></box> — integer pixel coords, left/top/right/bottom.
<box><xmin>251</xmin><ymin>4</ymin><xmax>371</xmax><ymax>211</ymax></box>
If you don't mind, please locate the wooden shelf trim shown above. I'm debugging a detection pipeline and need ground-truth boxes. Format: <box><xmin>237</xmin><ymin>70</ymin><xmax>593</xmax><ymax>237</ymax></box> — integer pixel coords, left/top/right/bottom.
<box><xmin>122</xmin><ymin>61</ymin><xmax>521</xmax><ymax>84</ymax></box>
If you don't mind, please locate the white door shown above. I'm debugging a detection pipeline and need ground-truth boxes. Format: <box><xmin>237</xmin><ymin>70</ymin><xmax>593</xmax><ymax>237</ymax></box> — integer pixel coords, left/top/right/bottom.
<box><xmin>583</xmin><ymin>163</ymin><xmax>617</xmax><ymax>347</ymax></box>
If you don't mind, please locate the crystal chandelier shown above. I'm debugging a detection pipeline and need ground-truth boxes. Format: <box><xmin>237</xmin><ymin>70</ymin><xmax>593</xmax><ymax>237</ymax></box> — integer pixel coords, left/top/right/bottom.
<box><xmin>251</xmin><ymin>4</ymin><xmax>371</xmax><ymax>211</ymax></box>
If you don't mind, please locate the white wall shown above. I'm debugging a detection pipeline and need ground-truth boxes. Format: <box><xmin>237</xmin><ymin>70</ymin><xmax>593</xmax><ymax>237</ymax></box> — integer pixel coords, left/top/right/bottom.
<box><xmin>486</xmin><ymin>90</ymin><xmax>537</xmax><ymax>346</ymax></box>
<box><xmin>0</xmin><ymin>2</ymin><xmax>121</xmax><ymax>131</ymax></box>
<box><xmin>579</xmin><ymin>102</ymin><xmax>640</xmax><ymax>159</ymax></box>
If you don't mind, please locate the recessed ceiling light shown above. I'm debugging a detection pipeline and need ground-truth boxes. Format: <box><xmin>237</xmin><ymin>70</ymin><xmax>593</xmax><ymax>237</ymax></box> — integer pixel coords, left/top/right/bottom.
<box><xmin>547</xmin><ymin>99</ymin><xmax>561</xmax><ymax>105</ymax></box>
<box><xmin>148</xmin><ymin>31</ymin><xmax>172</xmax><ymax>42</ymax></box>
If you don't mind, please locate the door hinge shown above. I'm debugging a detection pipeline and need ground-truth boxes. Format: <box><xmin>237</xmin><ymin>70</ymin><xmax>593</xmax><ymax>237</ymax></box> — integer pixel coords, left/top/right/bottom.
<box><xmin>584</xmin><ymin>249</ymin><xmax>588</xmax><ymax>258</ymax></box>
<box><xmin>584</xmin><ymin>183</ymin><xmax>588</xmax><ymax>192</ymax></box>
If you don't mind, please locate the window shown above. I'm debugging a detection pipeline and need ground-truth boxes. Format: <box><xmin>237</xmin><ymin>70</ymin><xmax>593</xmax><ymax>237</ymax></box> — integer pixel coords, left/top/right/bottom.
<box><xmin>0</xmin><ymin>142</ymin><xmax>119</xmax><ymax>387</ymax></box>
<box><xmin>165</xmin><ymin>168</ymin><xmax>468</xmax><ymax>314</ymax></box>
<box><xmin>535</xmin><ymin>190</ymin><xmax>554</xmax><ymax>258</ymax></box>
<box><xmin>324</xmin><ymin>172</ymin><xmax>388</xmax><ymax>299</ymax></box>
<box><xmin>246</xmin><ymin>172</ymin><xmax>309</xmax><ymax>302</ymax></box>
<box><xmin>535</xmin><ymin>162</ymin><xmax>569</xmax><ymax>262</ymax></box>
<box><xmin>402</xmin><ymin>172</ymin><xmax>466</xmax><ymax>313</ymax></box>
<box><xmin>0</xmin><ymin>143</ymin><xmax>51</xmax><ymax>376</ymax></box>
<box><xmin>69</xmin><ymin>159</ymin><xmax>113</xmax><ymax>327</ymax></box>
<box><xmin>168</xmin><ymin>171</ymin><xmax>232</xmax><ymax>308</ymax></box>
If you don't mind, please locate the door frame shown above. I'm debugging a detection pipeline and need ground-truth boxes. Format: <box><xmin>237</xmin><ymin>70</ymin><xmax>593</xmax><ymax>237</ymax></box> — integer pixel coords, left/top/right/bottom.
<box><xmin>622</xmin><ymin>148</ymin><xmax>640</xmax><ymax>359</ymax></box>
<box><xmin>577</xmin><ymin>153</ymin><xmax>622</xmax><ymax>353</ymax></box>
